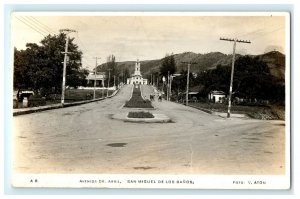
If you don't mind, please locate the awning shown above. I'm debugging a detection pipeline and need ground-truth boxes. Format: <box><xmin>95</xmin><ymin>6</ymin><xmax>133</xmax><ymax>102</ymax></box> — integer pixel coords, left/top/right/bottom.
<box><xmin>188</xmin><ymin>92</ymin><xmax>199</xmax><ymax>95</ymax></box>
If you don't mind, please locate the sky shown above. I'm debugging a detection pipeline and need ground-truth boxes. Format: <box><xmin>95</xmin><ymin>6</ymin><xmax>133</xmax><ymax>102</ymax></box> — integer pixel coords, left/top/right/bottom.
<box><xmin>11</xmin><ymin>13</ymin><xmax>288</xmax><ymax>71</ymax></box>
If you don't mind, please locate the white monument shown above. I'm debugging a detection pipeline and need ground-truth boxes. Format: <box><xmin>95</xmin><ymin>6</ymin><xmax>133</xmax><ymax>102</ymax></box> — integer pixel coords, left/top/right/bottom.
<box><xmin>127</xmin><ymin>59</ymin><xmax>148</xmax><ymax>85</ymax></box>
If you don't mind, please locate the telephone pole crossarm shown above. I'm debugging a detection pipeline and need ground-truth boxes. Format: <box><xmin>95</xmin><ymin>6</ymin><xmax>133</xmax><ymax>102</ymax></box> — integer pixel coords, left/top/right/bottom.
<box><xmin>220</xmin><ymin>37</ymin><xmax>251</xmax><ymax>44</ymax></box>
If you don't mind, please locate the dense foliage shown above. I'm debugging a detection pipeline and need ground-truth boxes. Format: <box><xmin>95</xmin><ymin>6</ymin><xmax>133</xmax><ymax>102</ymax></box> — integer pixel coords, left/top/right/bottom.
<box><xmin>14</xmin><ymin>33</ymin><xmax>88</xmax><ymax>95</ymax></box>
<box><xmin>190</xmin><ymin>56</ymin><xmax>285</xmax><ymax>103</ymax></box>
<box><xmin>160</xmin><ymin>53</ymin><xmax>176</xmax><ymax>78</ymax></box>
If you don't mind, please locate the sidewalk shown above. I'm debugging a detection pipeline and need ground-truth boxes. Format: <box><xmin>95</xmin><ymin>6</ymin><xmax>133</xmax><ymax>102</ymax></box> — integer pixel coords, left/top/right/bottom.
<box><xmin>13</xmin><ymin>89</ymin><xmax>120</xmax><ymax>116</ymax></box>
<box><xmin>183</xmin><ymin>103</ymin><xmax>249</xmax><ymax>119</ymax></box>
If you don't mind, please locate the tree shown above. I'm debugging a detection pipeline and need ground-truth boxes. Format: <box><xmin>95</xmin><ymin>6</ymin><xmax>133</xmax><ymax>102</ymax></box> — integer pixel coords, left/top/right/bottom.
<box><xmin>160</xmin><ymin>53</ymin><xmax>176</xmax><ymax>78</ymax></box>
<box><xmin>104</xmin><ymin>54</ymin><xmax>119</xmax><ymax>87</ymax></box>
<box><xmin>123</xmin><ymin>68</ymin><xmax>130</xmax><ymax>84</ymax></box>
<box><xmin>233</xmin><ymin>56</ymin><xmax>272</xmax><ymax>100</ymax></box>
<box><xmin>192</xmin><ymin>55</ymin><xmax>284</xmax><ymax>103</ymax></box>
<box><xmin>13</xmin><ymin>33</ymin><xmax>85</xmax><ymax>94</ymax></box>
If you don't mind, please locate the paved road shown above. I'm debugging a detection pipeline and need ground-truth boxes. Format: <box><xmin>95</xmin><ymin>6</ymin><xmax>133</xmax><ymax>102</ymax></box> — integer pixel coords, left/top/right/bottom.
<box><xmin>13</xmin><ymin>85</ymin><xmax>285</xmax><ymax>175</ymax></box>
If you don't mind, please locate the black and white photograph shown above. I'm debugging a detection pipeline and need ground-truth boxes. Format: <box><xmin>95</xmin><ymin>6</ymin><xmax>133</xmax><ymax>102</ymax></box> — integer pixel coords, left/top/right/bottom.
<box><xmin>10</xmin><ymin>12</ymin><xmax>290</xmax><ymax>189</ymax></box>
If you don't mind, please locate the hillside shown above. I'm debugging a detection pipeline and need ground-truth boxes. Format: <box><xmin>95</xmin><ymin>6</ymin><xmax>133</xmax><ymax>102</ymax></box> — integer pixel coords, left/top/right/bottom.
<box><xmin>258</xmin><ymin>51</ymin><xmax>285</xmax><ymax>82</ymax></box>
<box><xmin>96</xmin><ymin>51</ymin><xmax>285</xmax><ymax>82</ymax></box>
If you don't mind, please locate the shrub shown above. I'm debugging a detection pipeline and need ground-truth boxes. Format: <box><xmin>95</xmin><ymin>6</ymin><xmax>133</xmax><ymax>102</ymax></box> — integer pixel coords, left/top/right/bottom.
<box><xmin>13</xmin><ymin>99</ymin><xmax>18</xmax><ymax>108</ymax></box>
<box><xmin>128</xmin><ymin>111</ymin><xmax>154</xmax><ymax>118</ymax></box>
<box><xmin>28</xmin><ymin>95</ymin><xmax>46</xmax><ymax>107</ymax></box>
<box><xmin>124</xmin><ymin>99</ymin><xmax>153</xmax><ymax>108</ymax></box>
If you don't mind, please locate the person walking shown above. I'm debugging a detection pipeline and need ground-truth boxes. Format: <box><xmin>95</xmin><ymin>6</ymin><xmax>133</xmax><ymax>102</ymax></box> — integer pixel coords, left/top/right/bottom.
<box><xmin>158</xmin><ymin>92</ymin><xmax>162</xmax><ymax>102</ymax></box>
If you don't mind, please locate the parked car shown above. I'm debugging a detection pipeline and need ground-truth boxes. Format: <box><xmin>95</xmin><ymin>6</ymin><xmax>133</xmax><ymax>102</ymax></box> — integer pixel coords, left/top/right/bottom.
<box><xmin>16</xmin><ymin>89</ymin><xmax>35</xmax><ymax>102</ymax></box>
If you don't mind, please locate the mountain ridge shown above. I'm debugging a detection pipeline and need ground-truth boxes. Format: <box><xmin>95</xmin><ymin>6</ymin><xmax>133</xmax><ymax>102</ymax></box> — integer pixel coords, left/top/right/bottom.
<box><xmin>97</xmin><ymin>51</ymin><xmax>285</xmax><ymax>81</ymax></box>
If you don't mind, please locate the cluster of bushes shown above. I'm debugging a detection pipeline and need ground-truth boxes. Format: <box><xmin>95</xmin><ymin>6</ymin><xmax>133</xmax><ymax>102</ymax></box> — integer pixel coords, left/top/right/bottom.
<box><xmin>124</xmin><ymin>85</ymin><xmax>153</xmax><ymax>108</ymax></box>
<box><xmin>28</xmin><ymin>95</ymin><xmax>46</xmax><ymax>107</ymax></box>
<box><xmin>128</xmin><ymin>111</ymin><xmax>154</xmax><ymax>118</ymax></box>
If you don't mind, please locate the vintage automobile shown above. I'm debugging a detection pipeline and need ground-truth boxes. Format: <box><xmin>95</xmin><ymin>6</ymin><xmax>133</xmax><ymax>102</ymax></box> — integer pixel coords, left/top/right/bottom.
<box><xmin>16</xmin><ymin>89</ymin><xmax>35</xmax><ymax>102</ymax></box>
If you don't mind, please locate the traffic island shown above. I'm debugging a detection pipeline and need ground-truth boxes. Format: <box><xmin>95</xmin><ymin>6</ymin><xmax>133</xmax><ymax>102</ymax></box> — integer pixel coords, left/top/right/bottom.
<box><xmin>112</xmin><ymin>112</ymin><xmax>172</xmax><ymax>123</ymax></box>
<box><xmin>128</xmin><ymin>111</ymin><xmax>154</xmax><ymax>118</ymax></box>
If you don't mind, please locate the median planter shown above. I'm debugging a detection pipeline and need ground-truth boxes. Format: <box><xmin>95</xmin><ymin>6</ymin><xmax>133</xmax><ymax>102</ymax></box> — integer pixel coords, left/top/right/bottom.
<box><xmin>128</xmin><ymin>111</ymin><xmax>154</xmax><ymax>118</ymax></box>
<box><xmin>124</xmin><ymin>85</ymin><xmax>154</xmax><ymax>108</ymax></box>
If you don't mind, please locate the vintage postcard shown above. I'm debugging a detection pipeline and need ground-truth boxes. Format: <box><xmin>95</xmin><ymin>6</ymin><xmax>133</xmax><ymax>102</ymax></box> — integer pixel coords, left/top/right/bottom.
<box><xmin>10</xmin><ymin>12</ymin><xmax>290</xmax><ymax>189</ymax></box>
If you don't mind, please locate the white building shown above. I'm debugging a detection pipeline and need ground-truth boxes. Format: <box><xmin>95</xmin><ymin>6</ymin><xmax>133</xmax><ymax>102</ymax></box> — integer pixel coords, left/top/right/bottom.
<box><xmin>86</xmin><ymin>72</ymin><xmax>106</xmax><ymax>87</ymax></box>
<box><xmin>208</xmin><ymin>90</ymin><xmax>226</xmax><ymax>103</ymax></box>
<box><xmin>127</xmin><ymin>60</ymin><xmax>148</xmax><ymax>85</ymax></box>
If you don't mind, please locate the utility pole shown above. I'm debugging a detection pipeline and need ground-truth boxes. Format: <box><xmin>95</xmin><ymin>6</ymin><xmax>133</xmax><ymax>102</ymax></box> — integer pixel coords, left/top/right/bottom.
<box><xmin>107</xmin><ymin>69</ymin><xmax>111</xmax><ymax>97</ymax></box>
<box><xmin>167</xmin><ymin>71</ymin><xmax>170</xmax><ymax>101</ymax></box>
<box><xmin>169</xmin><ymin>75</ymin><xmax>173</xmax><ymax>101</ymax></box>
<box><xmin>122</xmin><ymin>69</ymin><xmax>124</xmax><ymax>84</ymax></box>
<box><xmin>60</xmin><ymin>29</ymin><xmax>76</xmax><ymax>106</ymax></box>
<box><xmin>93</xmin><ymin>57</ymin><xmax>100</xmax><ymax>100</ymax></box>
<box><xmin>113</xmin><ymin>75</ymin><xmax>116</xmax><ymax>88</ymax></box>
<box><xmin>162</xmin><ymin>76</ymin><xmax>166</xmax><ymax>97</ymax></box>
<box><xmin>182</xmin><ymin>62</ymin><xmax>197</xmax><ymax>106</ymax></box>
<box><xmin>185</xmin><ymin>65</ymin><xmax>190</xmax><ymax>105</ymax></box>
<box><xmin>170</xmin><ymin>74</ymin><xmax>180</xmax><ymax>102</ymax></box>
<box><xmin>151</xmin><ymin>74</ymin><xmax>153</xmax><ymax>85</ymax></box>
<box><xmin>102</xmin><ymin>72</ymin><xmax>105</xmax><ymax>98</ymax></box>
<box><xmin>220</xmin><ymin>37</ymin><xmax>251</xmax><ymax>118</ymax></box>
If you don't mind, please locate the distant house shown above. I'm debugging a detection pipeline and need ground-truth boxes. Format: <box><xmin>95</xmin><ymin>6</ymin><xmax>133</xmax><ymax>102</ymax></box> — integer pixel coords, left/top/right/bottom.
<box><xmin>86</xmin><ymin>72</ymin><xmax>106</xmax><ymax>87</ymax></box>
<box><xmin>208</xmin><ymin>90</ymin><xmax>226</xmax><ymax>103</ymax></box>
<box><xmin>178</xmin><ymin>85</ymin><xmax>203</xmax><ymax>102</ymax></box>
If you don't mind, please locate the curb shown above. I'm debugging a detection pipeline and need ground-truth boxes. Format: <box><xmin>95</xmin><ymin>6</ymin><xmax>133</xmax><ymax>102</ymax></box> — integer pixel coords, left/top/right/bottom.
<box><xmin>187</xmin><ymin>104</ymin><xmax>248</xmax><ymax>118</ymax></box>
<box><xmin>124</xmin><ymin>117</ymin><xmax>171</xmax><ymax>123</ymax></box>
<box><xmin>13</xmin><ymin>88</ymin><xmax>120</xmax><ymax>116</ymax></box>
<box><xmin>187</xmin><ymin>104</ymin><xmax>213</xmax><ymax>114</ymax></box>
<box><xmin>125</xmin><ymin>113</ymin><xmax>171</xmax><ymax>123</ymax></box>
<box><xmin>112</xmin><ymin>113</ymin><xmax>172</xmax><ymax>123</ymax></box>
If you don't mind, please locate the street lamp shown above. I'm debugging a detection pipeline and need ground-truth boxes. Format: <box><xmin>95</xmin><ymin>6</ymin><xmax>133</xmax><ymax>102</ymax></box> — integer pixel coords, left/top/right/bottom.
<box><xmin>170</xmin><ymin>74</ymin><xmax>181</xmax><ymax>102</ymax></box>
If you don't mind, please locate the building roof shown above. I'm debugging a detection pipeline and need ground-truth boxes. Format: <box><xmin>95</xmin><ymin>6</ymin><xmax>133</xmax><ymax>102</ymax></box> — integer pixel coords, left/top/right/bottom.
<box><xmin>189</xmin><ymin>85</ymin><xmax>204</xmax><ymax>92</ymax></box>
<box><xmin>210</xmin><ymin>90</ymin><xmax>226</xmax><ymax>95</ymax></box>
<box><xmin>188</xmin><ymin>92</ymin><xmax>199</xmax><ymax>95</ymax></box>
<box><xmin>131</xmin><ymin>74</ymin><xmax>143</xmax><ymax>77</ymax></box>
<box><xmin>86</xmin><ymin>73</ymin><xmax>106</xmax><ymax>80</ymax></box>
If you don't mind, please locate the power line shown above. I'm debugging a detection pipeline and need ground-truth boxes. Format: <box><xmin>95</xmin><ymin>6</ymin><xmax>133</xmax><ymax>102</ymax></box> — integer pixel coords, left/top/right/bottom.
<box><xmin>212</xmin><ymin>25</ymin><xmax>284</xmax><ymax>54</ymax></box>
<box><xmin>237</xmin><ymin>25</ymin><xmax>284</xmax><ymax>40</ymax></box>
<box><xmin>249</xmin><ymin>26</ymin><xmax>285</xmax><ymax>41</ymax></box>
<box><xmin>75</xmin><ymin>32</ymin><xmax>94</xmax><ymax>58</ymax></box>
<box><xmin>27</xmin><ymin>16</ymin><xmax>56</xmax><ymax>34</ymax></box>
<box><xmin>15</xmin><ymin>16</ymin><xmax>47</xmax><ymax>37</ymax></box>
<box><xmin>20</xmin><ymin>16</ymin><xmax>50</xmax><ymax>35</ymax></box>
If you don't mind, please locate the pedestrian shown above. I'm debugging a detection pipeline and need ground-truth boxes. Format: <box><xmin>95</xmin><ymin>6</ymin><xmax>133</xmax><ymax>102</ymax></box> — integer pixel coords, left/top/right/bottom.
<box><xmin>158</xmin><ymin>92</ymin><xmax>162</xmax><ymax>102</ymax></box>
<box><xmin>150</xmin><ymin>94</ymin><xmax>154</xmax><ymax>101</ymax></box>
